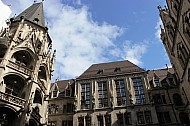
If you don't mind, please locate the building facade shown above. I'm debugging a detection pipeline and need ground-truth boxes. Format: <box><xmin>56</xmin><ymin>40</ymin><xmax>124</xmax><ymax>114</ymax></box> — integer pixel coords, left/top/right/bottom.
<box><xmin>0</xmin><ymin>2</ymin><xmax>55</xmax><ymax>126</ymax></box>
<box><xmin>159</xmin><ymin>0</ymin><xmax>190</xmax><ymax>125</ymax></box>
<box><xmin>49</xmin><ymin>60</ymin><xmax>190</xmax><ymax>126</ymax></box>
<box><xmin>73</xmin><ymin>60</ymin><xmax>158</xmax><ymax>126</ymax></box>
<box><xmin>48</xmin><ymin>80</ymin><xmax>75</xmax><ymax>126</ymax></box>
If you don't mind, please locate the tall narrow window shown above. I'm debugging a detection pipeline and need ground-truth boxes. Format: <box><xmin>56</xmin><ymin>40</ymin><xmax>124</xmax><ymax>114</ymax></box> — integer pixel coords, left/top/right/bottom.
<box><xmin>105</xmin><ymin>114</ymin><xmax>111</xmax><ymax>126</ymax></box>
<box><xmin>132</xmin><ymin>77</ymin><xmax>145</xmax><ymax>104</ymax></box>
<box><xmin>81</xmin><ymin>83</ymin><xmax>90</xmax><ymax>109</ymax></box>
<box><xmin>97</xmin><ymin>115</ymin><xmax>104</xmax><ymax>126</ymax></box>
<box><xmin>85</xmin><ymin>116</ymin><xmax>91</xmax><ymax>126</ymax></box>
<box><xmin>157</xmin><ymin>112</ymin><xmax>171</xmax><ymax>124</ymax></box>
<box><xmin>98</xmin><ymin>81</ymin><xmax>108</xmax><ymax>108</ymax></box>
<box><xmin>78</xmin><ymin>117</ymin><xmax>84</xmax><ymax>126</ymax></box>
<box><xmin>124</xmin><ymin>112</ymin><xmax>132</xmax><ymax>125</ymax></box>
<box><xmin>144</xmin><ymin>111</ymin><xmax>152</xmax><ymax>123</ymax></box>
<box><xmin>115</xmin><ymin>79</ymin><xmax>126</xmax><ymax>106</ymax></box>
<box><xmin>137</xmin><ymin>112</ymin><xmax>145</xmax><ymax>124</ymax></box>
<box><xmin>117</xmin><ymin>113</ymin><xmax>124</xmax><ymax>125</ymax></box>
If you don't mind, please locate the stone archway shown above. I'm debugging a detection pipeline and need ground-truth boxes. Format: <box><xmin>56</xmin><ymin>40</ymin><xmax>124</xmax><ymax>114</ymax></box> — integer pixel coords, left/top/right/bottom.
<box><xmin>0</xmin><ymin>107</ymin><xmax>19</xmax><ymax>126</ymax></box>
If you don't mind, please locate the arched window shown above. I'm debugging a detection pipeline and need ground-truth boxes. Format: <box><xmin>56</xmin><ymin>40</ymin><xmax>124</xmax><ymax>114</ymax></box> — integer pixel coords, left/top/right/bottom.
<box><xmin>4</xmin><ymin>74</ymin><xmax>25</xmax><ymax>97</ymax></box>
<box><xmin>11</xmin><ymin>50</ymin><xmax>34</xmax><ymax>69</ymax></box>
<box><xmin>173</xmin><ymin>93</ymin><xmax>183</xmax><ymax>106</ymax></box>
<box><xmin>33</xmin><ymin>90</ymin><xmax>42</xmax><ymax>104</ymax></box>
<box><xmin>38</xmin><ymin>66</ymin><xmax>47</xmax><ymax>80</ymax></box>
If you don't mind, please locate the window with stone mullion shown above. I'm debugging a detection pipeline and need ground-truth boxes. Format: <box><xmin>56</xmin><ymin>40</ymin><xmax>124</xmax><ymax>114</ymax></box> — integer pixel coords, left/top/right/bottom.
<box><xmin>98</xmin><ymin>81</ymin><xmax>108</xmax><ymax>108</ymax></box>
<box><xmin>132</xmin><ymin>77</ymin><xmax>145</xmax><ymax>104</ymax></box>
<box><xmin>81</xmin><ymin>83</ymin><xmax>90</xmax><ymax>109</ymax></box>
<box><xmin>115</xmin><ymin>79</ymin><xmax>126</xmax><ymax>106</ymax></box>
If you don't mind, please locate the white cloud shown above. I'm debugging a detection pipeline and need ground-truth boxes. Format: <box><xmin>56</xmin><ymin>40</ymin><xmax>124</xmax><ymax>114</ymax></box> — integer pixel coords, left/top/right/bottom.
<box><xmin>0</xmin><ymin>1</ymin><xmax>11</xmax><ymax>28</ymax></box>
<box><xmin>122</xmin><ymin>40</ymin><xmax>148</xmax><ymax>66</ymax></box>
<box><xmin>155</xmin><ymin>18</ymin><xmax>163</xmax><ymax>41</ymax></box>
<box><xmin>46</xmin><ymin>4</ymin><xmax>123</xmax><ymax>79</ymax></box>
<box><xmin>2</xmin><ymin>0</ymin><xmax>148</xmax><ymax>80</ymax></box>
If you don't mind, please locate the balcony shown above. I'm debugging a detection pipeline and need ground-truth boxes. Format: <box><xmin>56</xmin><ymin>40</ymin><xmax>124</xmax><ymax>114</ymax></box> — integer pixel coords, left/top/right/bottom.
<box><xmin>7</xmin><ymin>60</ymin><xmax>32</xmax><ymax>75</ymax></box>
<box><xmin>0</xmin><ymin>91</ymin><xmax>26</xmax><ymax>107</ymax></box>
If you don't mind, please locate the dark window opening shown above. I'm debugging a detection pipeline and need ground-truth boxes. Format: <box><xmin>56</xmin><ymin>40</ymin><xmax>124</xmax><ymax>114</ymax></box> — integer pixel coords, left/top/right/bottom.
<box><xmin>97</xmin><ymin>115</ymin><xmax>104</xmax><ymax>126</ymax></box>
<box><xmin>137</xmin><ymin>112</ymin><xmax>145</xmax><ymax>124</ymax></box>
<box><xmin>173</xmin><ymin>93</ymin><xmax>183</xmax><ymax>106</ymax></box>
<box><xmin>179</xmin><ymin>112</ymin><xmax>190</xmax><ymax>125</ymax></box>
<box><xmin>33</xmin><ymin>90</ymin><xmax>42</xmax><ymax>104</ymax></box>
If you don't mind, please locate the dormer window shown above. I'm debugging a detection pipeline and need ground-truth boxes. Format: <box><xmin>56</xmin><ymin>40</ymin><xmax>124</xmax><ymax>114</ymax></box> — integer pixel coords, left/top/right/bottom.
<box><xmin>97</xmin><ymin>69</ymin><xmax>104</xmax><ymax>74</ymax></box>
<box><xmin>53</xmin><ymin>91</ymin><xmax>57</xmax><ymax>97</ymax></box>
<box><xmin>114</xmin><ymin>67</ymin><xmax>121</xmax><ymax>72</ymax></box>
<box><xmin>154</xmin><ymin>79</ymin><xmax>160</xmax><ymax>87</ymax></box>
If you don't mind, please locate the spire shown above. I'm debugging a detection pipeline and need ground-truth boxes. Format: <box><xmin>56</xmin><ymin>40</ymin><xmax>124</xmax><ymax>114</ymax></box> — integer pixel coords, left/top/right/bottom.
<box><xmin>14</xmin><ymin>2</ymin><xmax>45</xmax><ymax>27</ymax></box>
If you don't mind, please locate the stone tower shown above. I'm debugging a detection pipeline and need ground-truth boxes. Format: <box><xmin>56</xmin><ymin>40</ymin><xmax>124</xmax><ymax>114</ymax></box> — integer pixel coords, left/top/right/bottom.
<box><xmin>158</xmin><ymin>0</ymin><xmax>190</xmax><ymax>125</ymax></box>
<box><xmin>0</xmin><ymin>2</ymin><xmax>55</xmax><ymax>126</ymax></box>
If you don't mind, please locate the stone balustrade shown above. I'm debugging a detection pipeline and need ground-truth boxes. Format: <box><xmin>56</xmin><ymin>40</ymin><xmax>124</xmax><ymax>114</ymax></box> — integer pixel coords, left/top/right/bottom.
<box><xmin>0</xmin><ymin>91</ymin><xmax>26</xmax><ymax>107</ymax></box>
<box><xmin>7</xmin><ymin>60</ymin><xmax>32</xmax><ymax>75</ymax></box>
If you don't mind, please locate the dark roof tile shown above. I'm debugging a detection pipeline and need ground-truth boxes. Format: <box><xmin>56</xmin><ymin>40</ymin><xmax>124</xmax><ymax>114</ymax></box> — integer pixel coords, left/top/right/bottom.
<box><xmin>78</xmin><ymin>60</ymin><xmax>145</xmax><ymax>79</ymax></box>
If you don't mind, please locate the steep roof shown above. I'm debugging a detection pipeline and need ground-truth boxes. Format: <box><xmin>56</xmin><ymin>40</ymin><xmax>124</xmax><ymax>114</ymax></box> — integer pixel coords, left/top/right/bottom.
<box><xmin>148</xmin><ymin>68</ymin><xmax>174</xmax><ymax>82</ymax></box>
<box><xmin>56</xmin><ymin>79</ymin><xmax>74</xmax><ymax>92</ymax></box>
<box><xmin>15</xmin><ymin>2</ymin><xmax>45</xmax><ymax>27</ymax></box>
<box><xmin>78</xmin><ymin>60</ymin><xmax>145</xmax><ymax>79</ymax></box>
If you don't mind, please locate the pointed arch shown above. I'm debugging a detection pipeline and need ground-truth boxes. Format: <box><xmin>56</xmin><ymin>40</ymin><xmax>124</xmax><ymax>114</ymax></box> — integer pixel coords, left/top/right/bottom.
<box><xmin>38</xmin><ymin>65</ymin><xmax>47</xmax><ymax>80</ymax></box>
<box><xmin>3</xmin><ymin>74</ymin><xmax>26</xmax><ymax>97</ymax></box>
<box><xmin>11</xmin><ymin>48</ymin><xmax>36</xmax><ymax>70</ymax></box>
<box><xmin>33</xmin><ymin>89</ymin><xmax>42</xmax><ymax>105</ymax></box>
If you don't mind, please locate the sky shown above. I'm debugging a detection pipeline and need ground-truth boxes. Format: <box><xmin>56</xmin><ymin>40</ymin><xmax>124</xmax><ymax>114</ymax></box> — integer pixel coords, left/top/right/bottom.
<box><xmin>0</xmin><ymin>0</ymin><xmax>170</xmax><ymax>80</ymax></box>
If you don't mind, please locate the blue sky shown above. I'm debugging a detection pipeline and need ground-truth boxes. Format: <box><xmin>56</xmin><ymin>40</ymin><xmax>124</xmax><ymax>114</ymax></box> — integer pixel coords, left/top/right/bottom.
<box><xmin>0</xmin><ymin>0</ymin><xmax>170</xmax><ymax>80</ymax></box>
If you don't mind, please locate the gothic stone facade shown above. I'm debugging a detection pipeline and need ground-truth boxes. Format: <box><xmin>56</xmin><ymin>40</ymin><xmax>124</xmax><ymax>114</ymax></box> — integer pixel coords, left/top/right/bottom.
<box><xmin>0</xmin><ymin>2</ymin><xmax>55</xmax><ymax>126</ymax></box>
<box><xmin>159</xmin><ymin>0</ymin><xmax>190</xmax><ymax>125</ymax></box>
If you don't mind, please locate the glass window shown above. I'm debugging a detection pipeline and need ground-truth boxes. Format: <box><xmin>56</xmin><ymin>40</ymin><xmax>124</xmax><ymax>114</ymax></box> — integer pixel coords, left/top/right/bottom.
<box><xmin>78</xmin><ymin>117</ymin><xmax>84</xmax><ymax>126</ymax></box>
<box><xmin>157</xmin><ymin>112</ymin><xmax>171</xmax><ymax>124</ymax></box>
<box><xmin>98</xmin><ymin>81</ymin><xmax>108</xmax><ymax>108</ymax></box>
<box><xmin>117</xmin><ymin>113</ymin><xmax>124</xmax><ymax>125</ymax></box>
<box><xmin>132</xmin><ymin>77</ymin><xmax>145</xmax><ymax>104</ymax></box>
<box><xmin>137</xmin><ymin>112</ymin><xmax>145</xmax><ymax>124</ymax></box>
<box><xmin>115</xmin><ymin>79</ymin><xmax>126</xmax><ymax>106</ymax></box>
<box><xmin>81</xmin><ymin>83</ymin><xmax>90</xmax><ymax>109</ymax></box>
<box><xmin>105</xmin><ymin>114</ymin><xmax>111</xmax><ymax>126</ymax></box>
<box><xmin>154</xmin><ymin>79</ymin><xmax>160</xmax><ymax>87</ymax></box>
<box><xmin>97</xmin><ymin>116</ymin><xmax>104</xmax><ymax>126</ymax></box>
<box><xmin>145</xmin><ymin>111</ymin><xmax>152</xmax><ymax>123</ymax></box>
<box><xmin>124</xmin><ymin>112</ymin><xmax>132</xmax><ymax>125</ymax></box>
<box><xmin>53</xmin><ymin>91</ymin><xmax>57</xmax><ymax>97</ymax></box>
<box><xmin>85</xmin><ymin>116</ymin><xmax>91</xmax><ymax>126</ymax></box>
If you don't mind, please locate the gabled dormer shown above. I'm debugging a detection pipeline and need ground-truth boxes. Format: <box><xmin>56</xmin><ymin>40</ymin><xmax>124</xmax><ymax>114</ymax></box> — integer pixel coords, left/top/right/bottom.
<box><xmin>153</xmin><ymin>71</ymin><xmax>160</xmax><ymax>87</ymax></box>
<box><xmin>50</xmin><ymin>81</ymin><xmax>59</xmax><ymax>98</ymax></box>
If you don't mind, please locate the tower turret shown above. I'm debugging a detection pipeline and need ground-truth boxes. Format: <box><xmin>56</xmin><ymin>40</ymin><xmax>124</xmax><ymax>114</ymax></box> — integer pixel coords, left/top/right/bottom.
<box><xmin>0</xmin><ymin>2</ymin><xmax>55</xmax><ymax>126</ymax></box>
